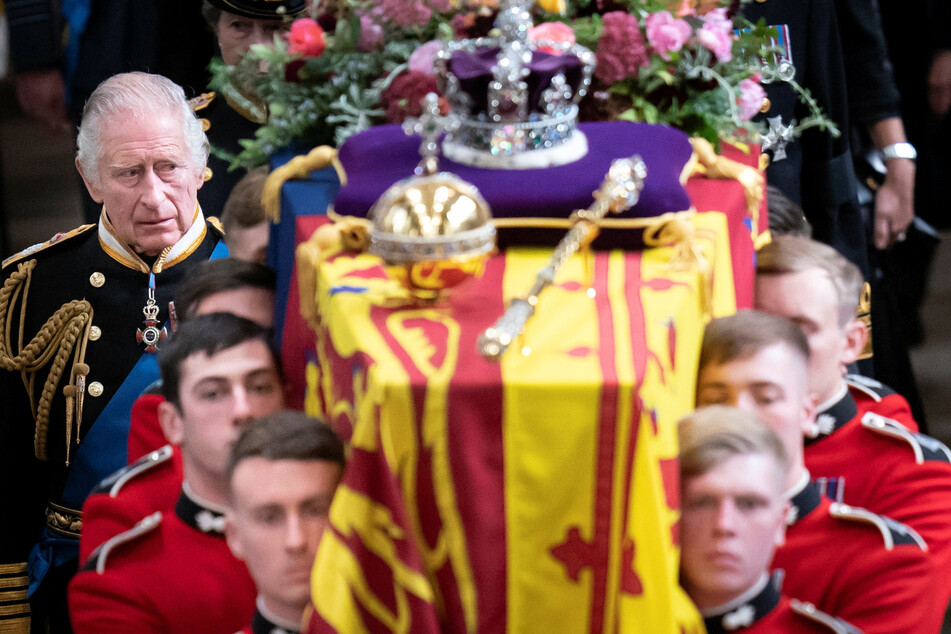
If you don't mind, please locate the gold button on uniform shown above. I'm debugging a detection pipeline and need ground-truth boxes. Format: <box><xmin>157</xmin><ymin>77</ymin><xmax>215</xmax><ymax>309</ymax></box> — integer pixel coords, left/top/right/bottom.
<box><xmin>88</xmin><ymin>382</ymin><xmax>104</xmax><ymax>397</ymax></box>
<box><xmin>89</xmin><ymin>272</ymin><xmax>105</xmax><ymax>288</ymax></box>
<box><xmin>89</xmin><ymin>326</ymin><xmax>102</xmax><ymax>341</ymax></box>
<box><xmin>760</xmin><ymin>97</ymin><xmax>771</xmax><ymax>114</ymax></box>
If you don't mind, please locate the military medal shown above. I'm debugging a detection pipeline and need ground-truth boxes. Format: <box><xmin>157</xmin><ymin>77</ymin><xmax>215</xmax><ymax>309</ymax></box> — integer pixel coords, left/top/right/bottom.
<box><xmin>137</xmin><ymin>272</ymin><xmax>167</xmax><ymax>352</ymax></box>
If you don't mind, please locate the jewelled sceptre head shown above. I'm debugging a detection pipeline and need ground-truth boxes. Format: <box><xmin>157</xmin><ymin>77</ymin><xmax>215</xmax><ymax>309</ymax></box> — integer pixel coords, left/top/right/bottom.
<box><xmin>477</xmin><ymin>156</ymin><xmax>647</xmax><ymax>361</ymax></box>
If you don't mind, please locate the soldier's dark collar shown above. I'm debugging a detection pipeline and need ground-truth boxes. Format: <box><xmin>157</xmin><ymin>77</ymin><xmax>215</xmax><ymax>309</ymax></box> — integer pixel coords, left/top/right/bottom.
<box><xmin>785</xmin><ymin>476</ymin><xmax>822</xmax><ymax>526</ymax></box>
<box><xmin>701</xmin><ymin>572</ymin><xmax>782</xmax><ymax>633</ymax></box>
<box><xmin>806</xmin><ymin>384</ymin><xmax>855</xmax><ymax>446</ymax></box>
<box><xmin>175</xmin><ymin>483</ymin><xmax>228</xmax><ymax>536</ymax></box>
<box><xmin>251</xmin><ymin>597</ymin><xmax>301</xmax><ymax>634</ymax></box>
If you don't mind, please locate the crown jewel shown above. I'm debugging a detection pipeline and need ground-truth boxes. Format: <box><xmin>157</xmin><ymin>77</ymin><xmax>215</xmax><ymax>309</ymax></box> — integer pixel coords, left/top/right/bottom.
<box><xmin>434</xmin><ymin>0</ymin><xmax>595</xmax><ymax>169</ymax></box>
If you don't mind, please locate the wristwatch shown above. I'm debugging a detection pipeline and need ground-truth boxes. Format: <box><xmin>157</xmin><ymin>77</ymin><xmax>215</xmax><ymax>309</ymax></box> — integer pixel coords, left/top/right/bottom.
<box><xmin>879</xmin><ymin>142</ymin><xmax>917</xmax><ymax>162</ymax></box>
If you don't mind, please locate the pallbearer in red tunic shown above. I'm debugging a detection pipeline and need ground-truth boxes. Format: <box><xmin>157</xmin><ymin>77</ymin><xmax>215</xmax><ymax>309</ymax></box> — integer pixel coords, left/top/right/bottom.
<box><xmin>69</xmin><ymin>314</ymin><xmax>286</xmax><ymax>632</ymax></box>
<box><xmin>224</xmin><ymin>412</ymin><xmax>345</xmax><ymax>634</ymax></box>
<box><xmin>697</xmin><ymin>311</ymin><xmax>941</xmax><ymax>633</ymax></box>
<box><xmin>755</xmin><ymin>236</ymin><xmax>951</xmax><ymax>611</ymax></box>
<box><xmin>678</xmin><ymin>406</ymin><xmax>860</xmax><ymax>634</ymax></box>
<box><xmin>78</xmin><ymin>259</ymin><xmax>277</xmax><ymax>565</ymax></box>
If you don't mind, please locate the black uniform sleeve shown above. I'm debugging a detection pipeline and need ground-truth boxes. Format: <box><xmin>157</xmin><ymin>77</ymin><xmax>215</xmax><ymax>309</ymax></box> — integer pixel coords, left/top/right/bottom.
<box><xmin>833</xmin><ymin>0</ymin><xmax>903</xmax><ymax>127</ymax></box>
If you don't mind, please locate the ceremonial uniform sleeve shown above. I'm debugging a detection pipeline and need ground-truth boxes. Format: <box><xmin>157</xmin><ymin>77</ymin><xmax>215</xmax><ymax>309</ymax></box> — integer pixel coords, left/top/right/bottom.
<box><xmin>0</xmin><ymin>322</ymin><xmax>47</xmax><ymax>631</ymax></box>
<box><xmin>4</xmin><ymin>0</ymin><xmax>62</xmax><ymax>72</ymax></box>
<box><xmin>833</xmin><ymin>0</ymin><xmax>902</xmax><ymax>126</ymax></box>
<box><xmin>68</xmin><ymin>563</ymin><xmax>165</xmax><ymax>633</ymax></box>
<box><xmin>844</xmin><ymin>544</ymin><xmax>941</xmax><ymax>632</ymax></box>
<box><xmin>797</xmin><ymin>0</ymin><xmax>868</xmax><ymax>272</ymax></box>
<box><xmin>77</xmin><ymin>497</ymin><xmax>146</xmax><ymax>568</ymax></box>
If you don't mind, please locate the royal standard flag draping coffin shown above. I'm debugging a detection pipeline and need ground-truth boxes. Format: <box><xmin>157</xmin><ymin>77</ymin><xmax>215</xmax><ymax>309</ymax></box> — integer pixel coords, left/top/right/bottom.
<box><xmin>299</xmin><ymin>213</ymin><xmax>739</xmax><ymax>632</ymax></box>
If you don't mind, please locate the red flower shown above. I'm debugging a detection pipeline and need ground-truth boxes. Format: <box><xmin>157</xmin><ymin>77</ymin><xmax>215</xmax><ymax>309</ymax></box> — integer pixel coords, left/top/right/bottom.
<box><xmin>288</xmin><ymin>18</ymin><xmax>326</xmax><ymax>58</ymax></box>
<box><xmin>381</xmin><ymin>71</ymin><xmax>447</xmax><ymax>123</ymax></box>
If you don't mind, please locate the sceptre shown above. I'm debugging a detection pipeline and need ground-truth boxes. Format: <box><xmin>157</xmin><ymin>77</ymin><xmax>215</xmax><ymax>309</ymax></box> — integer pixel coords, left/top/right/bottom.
<box><xmin>477</xmin><ymin>156</ymin><xmax>647</xmax><ymax>362</ymax></box>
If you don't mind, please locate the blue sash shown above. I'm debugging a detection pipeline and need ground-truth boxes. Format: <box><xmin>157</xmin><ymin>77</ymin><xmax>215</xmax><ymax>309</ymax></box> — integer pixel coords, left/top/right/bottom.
<box><xmin>28</xmin><ymin>239</ymin><xmax>229</xmax><ymax>594</ymax></box>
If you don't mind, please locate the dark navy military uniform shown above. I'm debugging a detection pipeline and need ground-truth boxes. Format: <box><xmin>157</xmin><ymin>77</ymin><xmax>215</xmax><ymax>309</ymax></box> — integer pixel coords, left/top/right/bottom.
<box><xmin>741</xmin><ymin>0</ymin><xmax>869</xmax><ymax>275</ymax></box>
<box><xmin>0</xmin><ymin>212</ymin><xmax>223</xmax><ymax>631</ymax></box>
<box><xmin>193</xmin><ymin>92</ymin><xmax>264</xmax><ymax>218</ymax></box>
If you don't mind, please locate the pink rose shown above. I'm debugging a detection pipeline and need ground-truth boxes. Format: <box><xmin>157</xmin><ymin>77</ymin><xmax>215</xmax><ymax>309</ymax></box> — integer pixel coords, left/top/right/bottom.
<box><xmin>408</xmin><ymin>40</ymin><xmax>445</xmax><ymax>76</ymax></box>
<box><xmin>645</xmin><ymin>11</ymin><xmax>692</xmax><ymax>60</ymax></box>
<box><xmin>700</xmin><ymin>7</ymin><xmax>733</xmax><ymax>31</ymax></box>
<box><xmin>358</xmin><ymin>15</ymin><xmax>384</xmax><ymax>52</ymax></box>
<box><xmin>736</xmin><ymin>76</ymin><xmax>766</xmax><ymax>121</ymax></box>
<box><xmin>288</xmin><ymin>18</ymin><xmax>326</xmax><ymax>57</ymax></box>
<box><xmin>697</xmin><ymin>25</ymin><xmax>733</xmax><ymax>61</ymax></box>
<box><xmin>529</xmin><ymin>21</ymin><xmax>576</xmax><ymax>54</ymax></box>
<box><xmin>697</xmin><ymin>7</ymin><xmax>734</xmax><ymax>61</ymax></box>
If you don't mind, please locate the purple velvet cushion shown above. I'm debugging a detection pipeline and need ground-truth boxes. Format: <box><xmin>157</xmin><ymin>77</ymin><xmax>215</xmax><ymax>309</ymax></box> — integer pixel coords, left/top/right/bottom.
<box><xmin>333</xmin><ymin>121</ymin><xmax>693</xmax><ymax>248</ymax></box>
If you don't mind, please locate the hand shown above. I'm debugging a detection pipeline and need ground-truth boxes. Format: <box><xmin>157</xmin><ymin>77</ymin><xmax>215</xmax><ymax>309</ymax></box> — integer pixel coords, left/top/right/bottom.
<box><xmin>873</xmin><ymin>158</ymin><xmax>915</xmax><ymax>250</ymax></box>
<box><xmin>928</xmin><ymin>51</ymin><xmax>951</xmax><ymax>116</ymax></box>
<box><xmin>14</xmin><ymin>70</ymin><xmax>72</xmax><ymax>135</ymax></box>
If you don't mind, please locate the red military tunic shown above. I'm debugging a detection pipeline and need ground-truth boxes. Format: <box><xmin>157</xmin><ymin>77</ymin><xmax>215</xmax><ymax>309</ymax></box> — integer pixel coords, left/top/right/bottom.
<box><xmin>69</xmin><ymin>488</ymin><xmax>255</xmax><ymax>633</ymax></box>
<box><xmin>77</xmin><ymin>443</ymin><xmax>183</xmax><ymax>566</ymax></box>
<box><xmin>701</xmin><ymin>574</ymin><xmax>859</xmax><ymax>633</ymax></box>
<box><xmin>805</xmin><ymin>377</ymin><xmax>951</xmax><ymax>612</ymax></box>
<box><xmin>772</xmin><ymin>480</ymin><xmax>940</xmax><ymax>633</ymax></box>
<box><xmin>126</xmin><ymin>391</ymin><xmax>169</xmax><ymax>463</ymax></box>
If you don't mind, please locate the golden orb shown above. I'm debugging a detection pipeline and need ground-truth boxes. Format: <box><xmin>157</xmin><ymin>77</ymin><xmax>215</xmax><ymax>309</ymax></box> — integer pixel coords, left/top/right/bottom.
<box><xmin>368</xmin><ymin>173</ymin><xmax>496</xmax><ymax>301</ymax></box>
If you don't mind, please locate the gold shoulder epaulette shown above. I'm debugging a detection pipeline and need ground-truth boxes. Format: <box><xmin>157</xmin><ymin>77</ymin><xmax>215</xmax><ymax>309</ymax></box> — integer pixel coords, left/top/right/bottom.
<box><xmin>188</xmin><ymin>92</ymin><xmax>216</xmax><ymax>112</ymax></box>
<box><xmin>92</xmin><ymin>445</ymin><xmax>174</xmax><ymax>498</ymax></box>
<box><xmin>828</xmin><ymin>502</ymin><xmax>928</xmax><ymax>551</ymax></box>
<box><xmin>86</xmin><ymin>512</ymin><xmax>163</xmax><ymax>575</ymax></box>
<box><xmin>789</xmin><ymin>599</ymin><xmax>862</xmax><ymax>634</ymax></box>
<box><xmin>2</xmin><ymin>224</ymin><xmax>96</xmax><ymax>269</ymax></box>
<box><xmin>207</xmin><ymin>216</ymin><xmax>225</xmax><ymax>235</ymax></box>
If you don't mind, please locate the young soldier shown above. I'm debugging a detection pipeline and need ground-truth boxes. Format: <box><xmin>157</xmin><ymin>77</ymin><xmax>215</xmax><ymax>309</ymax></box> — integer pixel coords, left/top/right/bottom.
<box><xmin>69</xmin><ymin>314</ymin><xmax>284</xmax><ymax>632</ymax></box>
<box><xmin>77</xmin><ymin>259</ymin><xmax>277</xmax><ymax>565</ymax></box>
<box><xmin>696</xmin><ymin>311</ymin><xmax>942</xmax><ymax>633</ymax></box>
<box><xmin>679</xmin><ymin>406</ymin><xmax>858</xmax><ymax>633</ymax></box>
<box><xmin>221</xmin><ymin>168</ymin><xmax>270</xmax><ymax>266</ymax></box>
<box><xmin>226</xmin><ymin>412</ymin><xmax>345</xmax><ymax>633</ymax></box>
<box><xmin>755</xmin><ymin>235</ymin><xmax>951</xmax><ymax>607</ymax></box>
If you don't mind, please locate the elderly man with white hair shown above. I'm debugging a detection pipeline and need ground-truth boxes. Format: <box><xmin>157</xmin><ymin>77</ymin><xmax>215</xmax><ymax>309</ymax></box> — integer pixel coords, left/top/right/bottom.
<box><xmin>0</xmin><ymin>71</ymin><xmax>226</xmax><ymax>633</ymax></box>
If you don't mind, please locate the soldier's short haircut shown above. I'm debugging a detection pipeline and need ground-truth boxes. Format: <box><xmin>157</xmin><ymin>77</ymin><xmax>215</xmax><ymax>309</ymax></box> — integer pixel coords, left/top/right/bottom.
<box><xmin>227</xmin><ymin>411</ymin><xmax>345</xmax><ymax>487</ymax></box>
<box><xmin>699</xmin><ymin>310</ymin><xmax>810</xmax><ymax>373</ymax></box>
<box><xmin>77</xmin><ymin>72</ymin><xmax>209</xmax><ymax>185</ymax></box>
<box><xmin>174</xmin><ymin>258</ymin><xmax>276</xmax><ymax>323</ymax></box>
<box><xmin>766</xmin><ymin>186</ymin><xmax>812</xmax><ymax>239</ymax></box>
<box><xmin>221</xmin><ymin>167</ymin><xmax>269</xmax><ymax>234</ymax></box>
<box><xmin>679</xmin><ymin>405</ymin><xmax>789</xmax><ymax>487</ymax></box>
<box><xmin>158</xmin><ymin>313</ymin><xmax>282</xmax><ymax>409</ymax></box>
<box><xmin>756</xmin><ymin>235</ymin><xmax>865</xmax><ymax>325</ymax></box>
